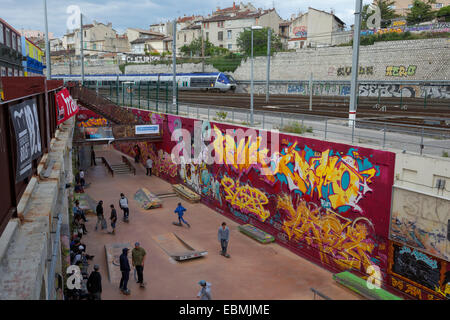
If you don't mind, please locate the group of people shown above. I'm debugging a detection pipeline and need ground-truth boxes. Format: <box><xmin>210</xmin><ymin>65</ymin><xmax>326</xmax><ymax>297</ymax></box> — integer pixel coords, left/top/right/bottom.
<box><xmin>118</xmin><ymin>242</ymin><xmax>147</xmax><ymax>295</ymax></box>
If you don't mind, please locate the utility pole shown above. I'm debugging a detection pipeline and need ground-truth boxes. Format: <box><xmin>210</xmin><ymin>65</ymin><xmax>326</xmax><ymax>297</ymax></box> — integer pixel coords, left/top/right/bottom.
<box><xmin>80</xmin><ymin>12</ymin><xmax>85</xmax><ymax>85</ymax></box>
<box><xmin>265</xmin><ymin>28</ymin><xmax>271</xmax><ymax>103</ymax></box>
<box><xmin>250</xmin><ymin>28</ymin><xmax>254</xmax><ymax>126</ymax></box>
<box><xmin>349</xmin><ymin>0</ymin><xmax>363</xmax><ymax>127</ymax></box>
<box><xmin>43</xmin><ymin>0</ymin><xmax>51</xmax><ymax>79</ymax></box>
<box><xmin>201</xmin><ymin>28</ymin><xmax>205</xmax><ymax>72</ymax></box>
<box><xmin>309</xmin><ymin>72</ymin><xmax>313</xmax><ymax>111</ymax></box>
<box><xmin>172</xmin><ymin>19</ymin><xmax>177</xmax><ymax>114</ymax></box>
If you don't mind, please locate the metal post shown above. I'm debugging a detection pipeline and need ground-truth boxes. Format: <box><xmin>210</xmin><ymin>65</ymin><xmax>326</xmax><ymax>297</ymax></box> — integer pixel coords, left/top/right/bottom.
<box><xmin>309</xmin><ymin>73</ymin><xmax>313</xmax><ymax>111</ymax></box>
<box><xmin>165</xmin><ymin>81</ymin><xmax>168</xmax><ymax>113</ymax></box>
<box><xmin>147</xmin><ymin>82</ymin><xmax>150</xmax><ymax>110</ymax></box>
<box><xmin>263</xmin><ymin>112</ymin><xmax>265</xmax><ymax>129</ymax></box>
<box><xmin>349</xmin><ymin>0</ymin><xmax>363</xmax><ymax>127</ymax></box>
<box><xmin>80</xmin><ymin>12</ymin><xmax>85</xmax><ymax>85</ymax></box>
<box><xmin>43</xmin><ymin>0</ymin><xmax>51</xmax><ymax>79</ymax></box>
<box><xmin>201</xmin><ymin>29</ymin><xmax>205</xmax><ymax>73</ymax></box>
<box><xmin>420</xmin><ymin>127</ymin><xmax>424</xmax><ymax>155</ymax></box>
<box><xmin>172</xmin><ymin>19</ymin><xmax>177</xmax><ymax>114</ymax></box>
<box><xmin>383</xmin><ymin>122</ymin><xmax>386</xmax><ymax>148</ymax></box>
<box><xmin>266</xmin><ymin>28</ymin><xmax>271</xmax><ymax>103</ymax></box>
<box><xmin>138</xmin><ymin>81</ymin><xmax>141</xmax><ymax>109</ymax></box>
<box><xmin>208</xmin><ymin>106</ymin><xmax>210</xmax><ymax>120</ymax></box>
<box><xmin>156</xmin><ymin>78</ymin><xmax>160</xmax><ymax>112</ymax></box>
<box><xmin>352</xmin><ymin>120</ymin><xmax>355</xmax><ymax>144</ymax></box>
<box><xmin>324</xmin><ymin>118</ymin><xmax>328</xmax><ymax>140</ymax></box>
<box><xmin>250</xmin><ymin>29</ymin><xmax>254</xmax><ymax>126</ymax></box>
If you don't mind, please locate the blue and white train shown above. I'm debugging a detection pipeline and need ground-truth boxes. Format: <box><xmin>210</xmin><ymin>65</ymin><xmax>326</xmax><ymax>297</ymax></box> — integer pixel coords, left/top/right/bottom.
<box><xmin>55</xmin><ymin>72</ymin><xmax>237</xmax><ymax>92</ymax></box>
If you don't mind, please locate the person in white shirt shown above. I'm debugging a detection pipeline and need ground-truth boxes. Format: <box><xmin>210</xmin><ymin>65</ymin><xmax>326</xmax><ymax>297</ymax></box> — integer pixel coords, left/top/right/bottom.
<box><xmin>146</xmin><ymin>157</ymin><xmax>153</xmax><ymax>176</ymax></box>
<box><xmin>79</xmin><ymin>170</ymin><xmax>85</xmax><ymax>187</ymax></box>
<box><xmin>119</xmin><ymin>193</ymin><xmax>130</xmax><ymax>221</ymax></box>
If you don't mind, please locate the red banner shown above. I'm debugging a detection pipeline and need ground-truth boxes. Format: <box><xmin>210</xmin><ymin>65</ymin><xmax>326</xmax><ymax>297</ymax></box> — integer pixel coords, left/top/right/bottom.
<box><xmin>55</xmin><ymin>88</ymin><xmax>79</xmax><ymax>125</ymax></box>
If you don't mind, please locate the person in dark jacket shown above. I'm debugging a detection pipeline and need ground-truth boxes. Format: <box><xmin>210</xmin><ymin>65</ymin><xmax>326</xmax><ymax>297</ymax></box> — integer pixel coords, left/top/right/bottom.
<box><xmin>119</xmin><ymin>248</ymin><xmax>131</xmax><ymax>295</ymax></box>
<box><xmin>87</xmin><ymin>264</ymin><xmax>102</xmax><ymax>300</ymax></box>
<box><xmin>95</xmin><ymin>201</ymin><xmax>104</xmax><ymax>231</ymax></box>
<box><xmin>90</xmin><ymin>146</ymin><xmax>97</xmax><ymax>166</ymax></box>
<box><xmin>218</xmin><ymin>222</ymin><xmax>230</xmax><ymax>258</ymax></box>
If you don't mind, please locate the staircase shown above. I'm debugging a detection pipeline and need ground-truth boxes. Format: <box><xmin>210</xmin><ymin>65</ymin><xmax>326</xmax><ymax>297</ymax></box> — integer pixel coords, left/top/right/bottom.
<box><xmin>110</xmin><ymin>163</ymin><xmax>134</xmax><ymax>175</ymax></box>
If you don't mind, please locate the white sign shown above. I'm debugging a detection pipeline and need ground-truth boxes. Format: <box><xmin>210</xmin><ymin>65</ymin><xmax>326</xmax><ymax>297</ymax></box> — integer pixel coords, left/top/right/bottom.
<box><xmin>135</xmin><ymin>125</ymin><xmax>159</xmax><ymax>135</ymax></box>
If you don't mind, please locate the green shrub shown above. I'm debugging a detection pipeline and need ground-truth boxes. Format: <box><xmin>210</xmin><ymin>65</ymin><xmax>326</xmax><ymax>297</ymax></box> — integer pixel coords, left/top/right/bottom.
<box><xmin>277</xmin><ymin>122</ymin><xmax>313</xmax><ymax>135</ymax></box>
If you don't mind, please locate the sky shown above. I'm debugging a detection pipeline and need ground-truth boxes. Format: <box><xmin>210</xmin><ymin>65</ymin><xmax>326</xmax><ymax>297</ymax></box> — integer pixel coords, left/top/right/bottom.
<box><xmin>0</xmin><ymin>0</ymin><xmax>373</xmax><ymax>37</ymax></box>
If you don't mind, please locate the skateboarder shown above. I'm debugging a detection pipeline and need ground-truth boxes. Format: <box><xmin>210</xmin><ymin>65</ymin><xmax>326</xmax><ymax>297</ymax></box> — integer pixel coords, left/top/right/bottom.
<box><xmin>132</xmin><ymin>242</ymin><xmax>146</xmax><ymax>288</ymax></box>
<box><xmin>146</xmin><ymin>156</ymin><xmax>153</xmax><ymax>176</ymax></box>
<box><xmin>119</xmin><ymin>248</ymin><xmax>131</xmax><ymax>295</ymax></box>
<box><xmin>218</xmin><ymin>222</ymin><xmax>230</xmax><ymax>258</ymax></box>
<box><xmin>119</xmin><ymin>193</ymin><xmax>130</xmax><ymax>222</ymax></box>
<box><xmin>197</xmin><ymin>280</ymin><xmax>212</xmax><ymax>300</ymax></box>
<box><xmin>109</xmin><ymin>204</ymin><xmax>117</xmax><ymax>235</ymax></box>
<box><xmin>174</xmin><ymin>203</ymin><xmax>190</xmax><ymax>228</ymax></box>
<box><xmin>95</xmin><ymin>200</ymin><xmax>104</xmax><ymax>231</ymax></box>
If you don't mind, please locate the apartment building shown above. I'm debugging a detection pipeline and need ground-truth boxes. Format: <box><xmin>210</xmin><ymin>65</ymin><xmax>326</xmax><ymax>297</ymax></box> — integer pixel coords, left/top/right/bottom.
<box><xmin>0</xmin><ymin>17</ymin><xmax>24</xmax><ymax>77</ymax></box>
<box><xmin>201</xmin><ymin>4</ymin><xmax>284</xmax><ymax>52</ymax></box>
<box><xmin>389</xmin><ymin>0</ymin><xmax>449</xmax><ymax>16</ymax></box>
<box><xmin>128</xmin><ymin>29</ymin><xmax>172</xmax><ymax>55</ymax></box>
<box><xmin>63</xmin><ymin>21</ymin><xmax>129</xmax><ymax>58</ymax></box>
<box><xmin>288</xmin><ymin>8</ymin><xmax>345</xmax><ymax>49</ymax></box>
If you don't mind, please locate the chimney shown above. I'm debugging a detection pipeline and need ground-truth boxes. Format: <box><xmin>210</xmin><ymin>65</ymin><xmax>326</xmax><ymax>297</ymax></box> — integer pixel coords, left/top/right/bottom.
<box><xmin>233</xmin><ymin>2</ymin><xmax>236</xmax><ymax>9</ymax></box>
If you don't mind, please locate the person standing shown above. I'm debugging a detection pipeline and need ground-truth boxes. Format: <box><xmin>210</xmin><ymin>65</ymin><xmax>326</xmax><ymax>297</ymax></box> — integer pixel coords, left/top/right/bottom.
<box><xmin>119</xmin><ymin>193</ymin><xmax>130</xmax><ymax>221</ymax></box>
<box><xmin>218</xmin><ymin>222</ymin><xmax>230</xmax><ymax>258</ymax></box>
<box><xmin>79</xmin><ymin>170</ymin><xmax>85</xmax><ymax>187</ymax></box>
<box><xmin>119</xmin><ymin>248</ymin><xmax>131</xmax><ymax>295</ymax></box>
<box><xmin>87</xmin><ymin>264</ymin><xmax>102</xmax><ymax>300</ymax></box>
<box><xmin>90</xmin><ymin>146</ymin><xmax>97</xmax><ymax>166</ymax></box>
<box><xmin>197</xmin><ymin>280</ymin><xmax>212</xmax><ymax>300</ymax></box>
<box><xmin>132</xmin><ymin>242</ymin><xmax>147</xmax><ymax>288</ymax></box>
<box><xmin>174</xmin><ymin>203</ymin><xmax>190</xmax><ymax>228</ymax></box>
<box><xmin>95</xmin><ymin>201</ymin><xmax>104</xmax><ymax>231</ymax></box>
<box><xmin>109</xmin><ymin>204</ymin><xmax>117</xmax><ymax>235</ymax></box>
<box><xmin>146</xmin><ymin>156</ymin><xmax>153</xmax><ymax>176</ymax></box>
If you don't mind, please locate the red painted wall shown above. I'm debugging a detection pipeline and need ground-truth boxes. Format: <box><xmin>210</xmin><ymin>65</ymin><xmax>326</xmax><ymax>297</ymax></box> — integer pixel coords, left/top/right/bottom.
<box><xmin>115</xmin><ymin>108</ymin><xmax>398</xmax><ymax>292</ymax></box>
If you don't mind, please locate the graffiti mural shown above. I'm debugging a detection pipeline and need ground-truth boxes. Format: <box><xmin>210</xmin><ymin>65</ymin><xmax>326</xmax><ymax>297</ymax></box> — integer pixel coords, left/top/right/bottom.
<box><xmin>388</xmin><ymin>241</ymin><xmax>449</xmax><ymax>300</ymax></box>
<box><xmin>385</xmin><ymin>65</ymin><xmax>417</xmax><ymax>77</ymax></box>
<box><xmin>390</xmin><ymin>187</ymin><xmax>449</xmax><ymax>261</ymax></box>
<box><xmin>337</xmin><ymin>66</ymin><xmax>374</xmax><ymax>77</ymax></box>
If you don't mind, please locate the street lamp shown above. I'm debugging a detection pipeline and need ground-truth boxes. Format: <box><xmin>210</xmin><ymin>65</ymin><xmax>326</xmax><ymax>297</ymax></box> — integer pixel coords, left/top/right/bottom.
<box><xmin>249</xmin><ymin>25</ymin><xmax>263</xmax><ymax>126</ymax></box>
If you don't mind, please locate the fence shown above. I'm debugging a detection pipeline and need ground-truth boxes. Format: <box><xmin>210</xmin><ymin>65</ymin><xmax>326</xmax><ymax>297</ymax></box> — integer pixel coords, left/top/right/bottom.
<box><xmin>0</xmin><ymin>77</ymin><xmax>63</xmax><ymax>236</ymax></box>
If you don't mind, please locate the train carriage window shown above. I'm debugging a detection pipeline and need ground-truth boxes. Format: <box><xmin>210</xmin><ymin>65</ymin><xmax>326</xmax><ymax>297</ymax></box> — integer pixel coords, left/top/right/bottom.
<box><xmin>190</xmin><ymin>77</ymin><xmax>216</xmax><ymax>88</ymax></box>
<box><xmin>1</xmin><ymin>67</ymin><xmax>6</xmax><ymax>77</ymax></box>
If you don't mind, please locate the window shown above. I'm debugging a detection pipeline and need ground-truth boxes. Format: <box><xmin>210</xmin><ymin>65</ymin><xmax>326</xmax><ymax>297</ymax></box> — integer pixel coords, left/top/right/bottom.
<box><xmin>218</xmin><ymin>21</ymin><xmax>224</xmax><ymax>28</ymax></box>
<box><xmin>408</xmin><ymin>4</ymin><xmax>413</xmax><ymax>8</ymax></box>
<box><xmin>0</xmin><ymin>23</ymin><xmax>4</xmax><ymax>44</ymax></box>
<box><xmin>14</xmin><ymin>69</ymin><xmax>18</xmax><ymax>77</ymax></box>
<box><xmin>218</xmin><ymin>31</ymin><xmax>223</xmax><ymax>41</ymax></box>
<box><xmin>184</xmin><ymin>34</ymin><xmax>186</xmax><ymax>42</ymax></box>
<box><xmin>206</xmin><ymin>32</ymin><xmax>209</xmax><ymax>40</ymax></box>
<box><xmin>93</xmin><ymin>43</ymin><xmax>96</xmax><ymax>50</ymax></box>
<box><xmin>227</xmin><ymin>30</ymin><xmax>232</xmax><ymax>39</ymax></box>
<box><xmin>17</xmin><ymin>38</ymin><xmax>22</xmax><ymax>53</ymax></box>
<box><xmin>228</xmin><ymin>44</ymin><xmax>232</xmax><ymax>50</ymax></box>
<box><xmin>1</xmin><ymin>67</ymin><xmax>6</xmax><ymax>77</ymax></box>
<box><xmin>8</xmin><ymin>68</ymin><xmax>13</xmax><ymax>76</ymax></box>
<box><xmin>435</xmin><ymin>3</ymin><xmax>443</xmax><ymax>8</ymax></box>
<box><xmin>5</xmin><ymin>28</ymin><xmax>11</xmax><ymax>47</ymax></box>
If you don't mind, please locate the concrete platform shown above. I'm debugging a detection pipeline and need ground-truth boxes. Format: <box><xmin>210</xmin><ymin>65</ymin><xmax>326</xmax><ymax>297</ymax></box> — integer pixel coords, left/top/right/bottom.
<box><xmin>79</xmin><ymin>148</ymin><xmax>363</xmax><ymax>300</ymax></box>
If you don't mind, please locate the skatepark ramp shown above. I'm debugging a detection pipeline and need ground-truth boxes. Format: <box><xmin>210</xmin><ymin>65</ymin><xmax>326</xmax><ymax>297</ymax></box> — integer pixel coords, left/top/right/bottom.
<box><xmin>152</xmin><ymin>233</ymin><xmax>207</xmax><ymax>261</ymax></box>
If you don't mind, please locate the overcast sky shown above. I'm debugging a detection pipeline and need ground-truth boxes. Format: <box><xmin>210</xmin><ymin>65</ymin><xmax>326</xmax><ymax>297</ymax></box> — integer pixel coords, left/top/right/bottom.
<box><xmin>1</xmin><ymin>0</ymin><xmax>373</xmax><ymax>37</ymax></box>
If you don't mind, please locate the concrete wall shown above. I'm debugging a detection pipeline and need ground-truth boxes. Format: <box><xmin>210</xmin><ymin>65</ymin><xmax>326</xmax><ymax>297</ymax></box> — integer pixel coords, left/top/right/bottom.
<box><xmin>52</xmin><ymin>64</ymin><xmax>121</xmax><ymax>75</ymax></box>
<box><xmin>0</xmin><ymin>118</ymin><xmax>74</xmax><ymax>300</ymax></box>
<box><xmin>232</xmin><ymin>38</ymin><xmax>450</xmax><ymax>81</ymax></box>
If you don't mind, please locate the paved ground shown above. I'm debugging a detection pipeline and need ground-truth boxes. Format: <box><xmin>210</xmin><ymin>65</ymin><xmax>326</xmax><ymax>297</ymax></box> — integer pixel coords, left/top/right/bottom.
<box><xmin>79</xmin><ymin>147</ymin><xmax>362</xmax><ymax>300</ymax></box>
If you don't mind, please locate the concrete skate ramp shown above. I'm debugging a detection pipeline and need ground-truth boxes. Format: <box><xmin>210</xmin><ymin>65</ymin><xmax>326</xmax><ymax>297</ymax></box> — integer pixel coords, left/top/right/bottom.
<box><xmin>173</xmin><ymin>184</ymin><xmax>201</xmax><ymax>203</ymax></box>
<box><xmin>134</xmin><ymin>188</ymin><xmax>162</xmax><ymax>210</ymax></box>
<box><xmin>152</xmin><ymin>233</ymin><xmax>207</xmax><ymax>261</ymax></box>
<box><xmin>105</xmin><ymin>242</ymin><xmax>132</xmax><ymax>283</ymax></box>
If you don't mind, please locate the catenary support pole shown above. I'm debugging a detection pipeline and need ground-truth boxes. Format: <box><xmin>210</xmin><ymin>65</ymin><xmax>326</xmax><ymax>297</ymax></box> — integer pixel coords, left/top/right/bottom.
<box><xmin>266</xmin><ymin>28</ymin><xmax>271</xmax><ymax>103</ymax></box>
<box><xmin>349</xmin><ymin>0</ymin><xmax>363</xmax><ymax>127</ymax></box>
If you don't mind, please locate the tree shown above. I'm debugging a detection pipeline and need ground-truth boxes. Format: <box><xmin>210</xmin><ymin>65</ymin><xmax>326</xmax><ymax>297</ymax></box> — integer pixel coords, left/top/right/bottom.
<box><xmin>236</xmin><ymin>27</ymin><xmax>282</xmax><ymax>56</ymax></box>
<box><xmin>362</xmin><ymin>0</ymin><xmax>400</xmax><ymax>29</ymax></box>
<box><xmin>180</xmin><ymin>37</ymin><xmax>229</xmax><ymax>57</ymax></box>
<box><xmin>436</xmin><ymin>5</ymin><xmax>450</xmax><ymax>22</ymax></box>
<box><xmin>406</xmin><ymin>0</ymin><xmax>437</xmax><ymax>25</ymax></box>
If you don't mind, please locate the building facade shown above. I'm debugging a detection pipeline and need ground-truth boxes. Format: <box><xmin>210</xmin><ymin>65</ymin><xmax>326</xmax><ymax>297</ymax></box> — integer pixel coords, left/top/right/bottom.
<box><xmin>20</xmin><ymin>29</ymin><xmax>54</xmax><ymax>40</ymax></box>
<box><xmin>288</xmin><ymin>8</ymin><xmax>346</xmax><ymax>49</ymax></box>
<box><xmin>0</xmin><ymin>18</ymin><xmax>24</xmax><ymax>77</ymax></box>
<box><xmin>21</xmin><ymin>37</ymin><xmax>45</xmax><ymax>76</ymax></box>
<box><xmin>389</xmin><ymin>0</ymin><xmax>449</xmax><ymax>16</ymax></box>
<box><xmin>201</xmin><ymin>5</ymin><xmax>284</xmax><ymax>52</ymax></box>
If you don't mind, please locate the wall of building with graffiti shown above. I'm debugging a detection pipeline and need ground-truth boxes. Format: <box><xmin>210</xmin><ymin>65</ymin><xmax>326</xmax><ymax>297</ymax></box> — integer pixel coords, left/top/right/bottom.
<box><xmin>111</xmin><ymin>107</ymin><xmax>448</xmax><ymax>300</ymax></box>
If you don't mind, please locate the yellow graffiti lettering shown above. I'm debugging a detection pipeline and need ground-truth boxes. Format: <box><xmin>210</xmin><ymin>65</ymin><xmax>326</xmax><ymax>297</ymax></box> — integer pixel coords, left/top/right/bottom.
<box><xmin>221</xmin><ymin>176</ymin><xmax>270</xmax><ymax>222</ymax></box>
<box><xmin>405</xmin><ymin>284</ymin><xmax>421</xmax><ymax>298</ymax></box>
<box><xmin>278</xmin><ymin>194</ymin><xmax>375</xmax><ymax>271</ymax></box>
<box><xmin>391</xmin><ymin>277</ymin><xmax>404</xmax><ymax>291</ymax></box>
<box><xmin>78</xmin><ymin>118</ymin><xmax>108</xmax><ymax>127</ymax></box>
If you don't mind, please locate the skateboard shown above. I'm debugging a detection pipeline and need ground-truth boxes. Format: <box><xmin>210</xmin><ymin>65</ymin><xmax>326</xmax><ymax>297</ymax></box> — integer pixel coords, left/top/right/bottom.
<box><xmin>123</xmin><ymin>217</ymin><xmax>130</xmax><ymax>223</ymax></box>
<box><xmin>172</xmin><ymin>222</ymin><xmax>182</xmax><ymax>227</ymax></box>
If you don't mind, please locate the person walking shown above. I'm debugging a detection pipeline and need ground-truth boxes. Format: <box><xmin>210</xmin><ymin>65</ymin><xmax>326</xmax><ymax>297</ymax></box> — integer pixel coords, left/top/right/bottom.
<box><xmin>218</xmin><ymin>222</ymin><xmax>230</xmax><ymax>258</ymax></box>
<box><xmin>87</xmin><ymin>265</ymin><xmax>102</xmax><ymax>300</ymax></box>
<box><xmin>95</xmin><ymin>201</ymin><xmax>104</xmax><ymax>231</ymax></box>
<box><xmin>119</xmin><ymin>193</ymin><xmax>130</xmax><ymax>222</ymax></box>
<box><xmin>119</xmin><ymin>248</ymin><xmax>131</xmax><ymax>295</ymax></box>
<box><xmin>146</xmin><ymin>156</ymin><xmax>153</xmax><ymax>176</ymax></box>
<box><xmin>132</xmin><ymin>242</ymin><xmax>147</xmax><ymax>288</ymax></box>
<box><xmin>197</xmin><ymin>280</ymin><xmax>212</xmax><ymax>300</ymax></box>
<box><xmin>90</xmin><ymin>146</ymin><xmax>97</xmax><ymax>166</ymax></box>
<box><xmin>174</xmin><ymin>203</ymin><xmax>190</xmax><ymax>228</ymax></box>
<box><xmin>109</xmin><ymin>204</ymin><xmax>117</xmax><ymax>235</ymax></box>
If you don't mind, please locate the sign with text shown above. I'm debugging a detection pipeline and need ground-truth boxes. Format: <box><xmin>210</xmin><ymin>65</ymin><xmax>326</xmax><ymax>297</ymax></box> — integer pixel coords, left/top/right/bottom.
<box><xmin>9</xmin><ymin>98</ymin><xmax>42</xmax><ymax>182</ymax></box>
<box><xmin>135</xmin><ymin>125</ymin><xmax>160</xmax><ymax>135</ymax></box>
<box><xmin>55</xmin><ymin>88</ymin><xmax>79</xmax><ymax>125</ymax></box>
